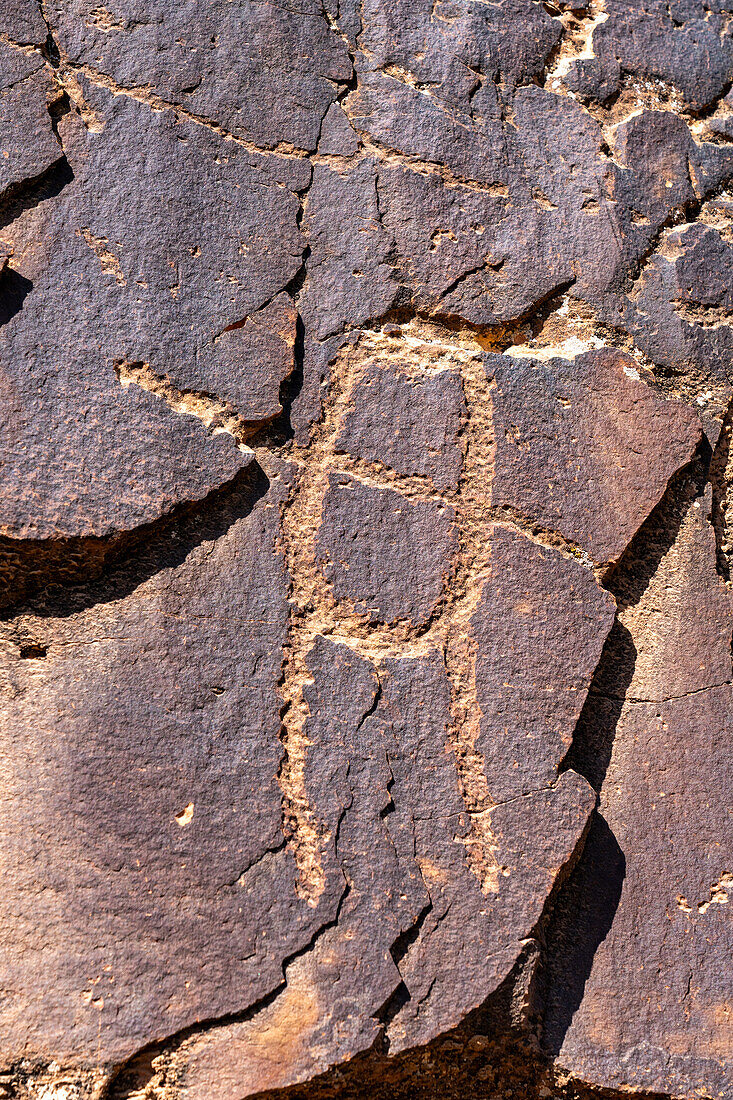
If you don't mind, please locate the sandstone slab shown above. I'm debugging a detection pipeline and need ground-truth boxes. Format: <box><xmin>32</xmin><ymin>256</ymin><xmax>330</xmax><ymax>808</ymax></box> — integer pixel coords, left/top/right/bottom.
<box><xmin>488</xmin><ymin>348</ymin><xmax>702</xmax><ymax>563</ymax></box>
<box><xmin>550</xmin><ymin>498</ymin><xmax>733</xmax><ymax>1097</ymax></box>
<box><xmin>0</xmin><ymin>462</ymin><xmax>338</xmax><ymax>1068</ymax></box>
<box><xmin>316</xmin><ymin>472</ymin><xmax>458</xmax><ymax>625</ymax></box>
<box><xmin>335</xmin><ymin>360</ymin><xmax>466</xmax><ymax>489</ymax></box>
<box><xmin>0</xmin><ymin>3</ymin><xmax>729</xmax><ymax>1098</ymax></box>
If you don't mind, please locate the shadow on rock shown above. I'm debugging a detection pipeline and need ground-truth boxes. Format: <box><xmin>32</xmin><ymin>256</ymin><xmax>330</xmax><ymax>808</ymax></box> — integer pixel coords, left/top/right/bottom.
<box><xmin>539</xmin><ymin>812</ymin><xmax>626</xmax><ymax>1057</ymax></box>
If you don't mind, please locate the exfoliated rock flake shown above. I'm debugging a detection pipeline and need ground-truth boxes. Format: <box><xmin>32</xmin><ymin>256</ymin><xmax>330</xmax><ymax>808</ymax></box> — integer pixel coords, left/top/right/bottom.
<box><xmin>0</xmin><ymin>1</ymin><xmax>730</xmax><ymax>1098</ymax></box>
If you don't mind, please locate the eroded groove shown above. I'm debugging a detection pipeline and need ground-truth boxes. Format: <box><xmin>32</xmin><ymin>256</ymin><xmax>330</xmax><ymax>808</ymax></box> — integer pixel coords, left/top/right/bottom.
<box><xmin>276</xmin><ymin>649</ymin><xmax>328</xmax><ymax>907</ymax></box>
<box><xmin>272</xmin><ymin>317</ymin><xmax>512</xmax><ymax>895</ymax></box>
<box><xmin>114</xmin><ymin>359</ymin><xmax>262</xmax><ymax>448</ymax></box>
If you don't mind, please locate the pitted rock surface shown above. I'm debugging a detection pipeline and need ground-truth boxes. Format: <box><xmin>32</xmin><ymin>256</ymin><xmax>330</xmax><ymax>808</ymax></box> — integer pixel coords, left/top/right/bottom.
<box><xmin>0</xmin><ymin>2</ymin><xmax>731</xmax><ymax>1100</ymax></box>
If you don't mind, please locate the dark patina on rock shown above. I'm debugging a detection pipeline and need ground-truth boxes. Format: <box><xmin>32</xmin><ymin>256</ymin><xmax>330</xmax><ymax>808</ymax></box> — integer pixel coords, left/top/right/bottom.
<box><xmin>316</xmin><ymin>471</ymin><xmax>458</xmax><ymax>625</ymax></box>
<box><xmin>0</xmin><ymin>0</ymin><xmax>730</xmax><ymax>1097</ymax></box>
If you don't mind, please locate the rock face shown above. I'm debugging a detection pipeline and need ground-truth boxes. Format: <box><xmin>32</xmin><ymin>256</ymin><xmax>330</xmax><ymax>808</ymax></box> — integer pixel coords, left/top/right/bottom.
<box><xmin>547</xmin><ymin>490</ymin><xmax>733</xmax><ymax>1100</ymax></box>
<box><xmin>0</xmin><ymin>2</ymin><xmax>730</xmax><ymax>1100</ymax></box>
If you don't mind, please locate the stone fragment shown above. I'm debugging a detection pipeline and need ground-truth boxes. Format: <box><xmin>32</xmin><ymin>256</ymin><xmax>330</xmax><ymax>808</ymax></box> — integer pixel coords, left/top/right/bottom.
<box><xmin>619</xmin><ymin>491</ymin><xmax>733</xmax><ymax>700</ymax></box>
<box><xmin>550</xmin><ymin>494</ymin><xmax>733</xmax><ymax>1098</ymax></box>
<box><xmin>387</xmin><ymin>731</ymin><xmax>596</xmax><ymax>1054</ymax></box>
<box><xmin>336</xmin><ymin>360</ymin><xmax>465</xmax><ymax>489</ymax></box>
<box><xmin>67</xmin><ymin>80</ymin><xmax>309</xmax><ymax>368</ymax></box>
<box><xmin>0</xmin><ymin>292</ymin><xmax>249</xmax><ymax>538</ymax></box>
<box><xmin>488</xmin><ymin>348</ymin><xmax>702</xmax><ymax>562</ymax></box>
<box><xmin>177</xmin><ymin>292</ymin><xmax>298</xmax><ymax>421</ymax></box>
<box><xmin>318</xmin><ymin>101</ymin><xmax>360</xmax><ymax>156</ymax></box>
<box><xmin>47</xmin><ymin>0</ymin><xmax>352</xmax><ymax>150</ymax></box>
<box><xmin>378</xmin><ymin>650</ymin><xmax>505</xmax><ymax>1050</ymax></box>
<box><xmin>706</xmin><ymin>113</ymin><xmax>733</xmax><ymax>143</ymax></box>
<box><xmin>358</xmin><ymin>0</ymin><xmax>562</xmax><ymax>100</ymax></box>
<box><xmin>356</xmin><ymin>86</ymin><xmax>685</xmax><ymax>324</ymax></box>
<box><xmin>171</xmin><ymin>646</ymin><xmax>596</xmax><ymax>1095</ymax></box>
<box><xmin>347</xmin><ymin>69</ymin><xmax>507</xmax><ymax>189</ymax></box>
<box><xmin>0</xmin><ymin>461</ymin><xmax>335</xmax><ymax>1069</ymax></box>
<box><xmin>170</xmin><ymin>641</ymin><xmax>431</xmax><ymax>1099</ymax></box>
<box><xmin>0</xmin><ymin>0</ymin><xmax>48</xmax><ymax>44</ymax></box>
<box><xmin>0</xmin><ymin>45</ymin><xmax>62</xmax><ymax>201</ymax></box>
<box><xmin>675</xmin><ymin>224</ymin><xmax>733</xmax><ymax>309</ymax></box>
<box><xmin>562</xmin><ymin>56</ymin><xmax>621</xmax><ymax>103</ymax></box>
<box><xmin>473</xmin><ymin>527</ymin><xmax>615</xmax><ymax>801</ymax></box>
<box><xmin>507</xmin><ymin>88</ymin><xmax>635</xmax><ymax>303</ymax></box>
<box><xmin>611</xmin><ymin>111</ymin><xmax>697</xmax><ymax>230</ymax></box>
<box><xmin>380</xmin><ymin>702</ymin><xmax>596</xmax><ymax>1054</ymax></box>
<box><xmin>284</xmin><ymin>644</ymin><xmax>429</xmax><ymax>1065</ymax></box>
<box><xmin>0</xmin><ymin>43</ymin><xmax>43</xmax><ymax>89</ymax></box>
<box><xmin>614</xmin><ymin>222</ymin><xmax>733</xmax><ymax>387</ymax></box>
<box><xmin>593</xmin><ymin>1</ymin><xmax>733</xmax><ymax>111</ymax></box>
<box><xmin>316</xmin><ymin>472</ymin><xmax>458</xmax><ymax>624</ymax></box>
<box><xmin>299</xmin><ymin>160</ymin><xmax>399</xmax><ymax>340</ymax></box>
<box><xmin>0</xmin><ymin>86</ymin><xmax>306</xmax><ymax>539</ymax></box>
<box><xmin>292</xmin><ymin>331</ymin><xmax>354</xmax><ymax>445</ymax></box>
<box><xmin>374</xmin><ymin>162</ymin><xmax>569</xmax><ymax>326</ymax></box>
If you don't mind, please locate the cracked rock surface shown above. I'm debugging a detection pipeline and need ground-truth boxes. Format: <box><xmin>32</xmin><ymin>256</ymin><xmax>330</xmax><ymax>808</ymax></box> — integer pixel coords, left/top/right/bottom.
<box><xmin>0</xmin><ymin>1</ymin><xmax>731</xmax><ymax>1099</ymax></box>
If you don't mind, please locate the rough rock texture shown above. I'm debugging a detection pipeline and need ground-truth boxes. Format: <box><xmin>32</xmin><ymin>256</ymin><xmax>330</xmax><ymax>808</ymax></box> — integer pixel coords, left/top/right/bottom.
<box><xmin>0</xmin><ymin>2</ymin><xmax>731</xmax><ymax>1100</ymax></box>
